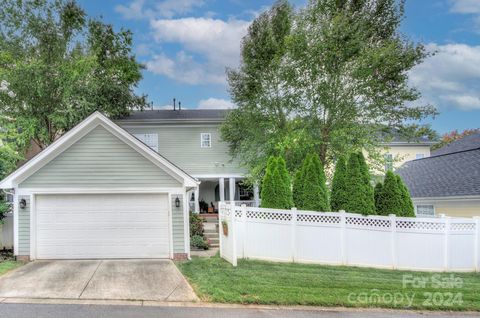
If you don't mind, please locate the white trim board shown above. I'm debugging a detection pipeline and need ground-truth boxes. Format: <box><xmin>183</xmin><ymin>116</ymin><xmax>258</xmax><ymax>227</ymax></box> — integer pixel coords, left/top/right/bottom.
<box><xmin>0</xmin><ymin>112</ymin><xmax>199</xmax><ymax>189</ymax></box>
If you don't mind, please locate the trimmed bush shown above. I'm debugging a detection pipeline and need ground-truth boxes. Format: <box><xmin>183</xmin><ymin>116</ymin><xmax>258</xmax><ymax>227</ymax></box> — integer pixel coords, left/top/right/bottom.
<box><xmin>300</xmin><ymin>154</ymin><xmax>329</xmax><ymax>211</ymax></box>
<box><xmin>330</xmin><ymin>155</ymin><xmax>348</xmax><ymax>211</ymax></box>
<box><xmin>377</xmin><ymin>170</ymin><xmax>403</xmax><ymax>216</ymax></box>
<box><xmin>190</xmin><ymin>213</ymin><xmax>205</xmax><ymax>237</ymax></box>
<box><xmin>345</xmin><ymin>152</ymin><xmax>375</xmax><ymax>215</ymax></box>
<box><xmin>374</xmin><ymin>182</ymin><xmax>383</xmax><ymax>214</ymax></box>
<box><xmin>292</xmin><ymin>168</ymin><xmax>304</xmax><ymax>208</ymax></box>
<box><xmin>261</xmin><ymin>156</ymin><xmax>293</xmax><ymax>209</ymax></box>
<box><xmin>191</xmin><ymin>235</ymin><xmax>209</xmax><ymax>250</ymax></box>
<box><xmin>396</xmin><ymin>175</ymin><xmax>415</xmax><ymax>217</ymax></box>
<box><xmin>275</xmin><ymin>156</ymin><xmax>294</xmax><ymax>209</ymax></box>
<box><xmin>260</xmin><ymin>156</ymin><xmax>278</xmax><ymax>208</ymax></box>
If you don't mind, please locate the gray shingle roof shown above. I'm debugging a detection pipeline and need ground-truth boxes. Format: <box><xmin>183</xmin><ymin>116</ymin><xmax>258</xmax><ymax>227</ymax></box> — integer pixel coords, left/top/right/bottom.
<box><xmin>118</xmin><ymin>109</ymin><xmax>230</xmax><ymax>122</ymax></box>
<box><xmin>397</xmin><ymin>147</ymin><xmax>480</xmax><ymax>198</ymax></box>
<box><xmin>431</xmin><ymin>132</ymin><xmax>480</xmax><ymax>156</ymax></box>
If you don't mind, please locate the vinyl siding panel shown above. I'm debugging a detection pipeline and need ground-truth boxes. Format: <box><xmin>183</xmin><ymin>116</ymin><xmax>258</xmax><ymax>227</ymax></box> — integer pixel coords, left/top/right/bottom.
<box><xmin>123</xmin><ymin>125</ymin><xmax>246</xmax><ymax>176</ymax></box>
<box><xmin>18</xmin><ymin>196</ymin><xmax>30</xmax><ymax>256</ymax></box>
<box><xmin>171</xmin><ymin>194</ymin><xmax>185</xmax><ymax>253</ymax></box>
<box><xmin>19</xmin><ymin>125</ymin><xmax>182</xmax><ymax>188</ymax></box>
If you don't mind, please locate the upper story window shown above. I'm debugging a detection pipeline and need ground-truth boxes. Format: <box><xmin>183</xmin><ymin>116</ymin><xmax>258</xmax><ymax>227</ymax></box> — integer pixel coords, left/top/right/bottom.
<box><xmin>416</xmin><ymin>153</ymin><xmax>425</xmax><ymax>159</ymax></box>
<box><xmin>416</xmin><ymin>205</ymin><xmax>435</xmax><ymax>217</ymax></box>
<box><xmin>201</xmin><ymin>133</ymin><xmax>211</xmax><ymax>148</ymax></box>
<box><xmin>384</xmin><ymin>153</ymin><xmax>393</xmax><ymax>172</ymax></box>
<box><xmin>134</xmin><ymin>133</ymin><xmax>158</xmax><ymax>152</ymax></box>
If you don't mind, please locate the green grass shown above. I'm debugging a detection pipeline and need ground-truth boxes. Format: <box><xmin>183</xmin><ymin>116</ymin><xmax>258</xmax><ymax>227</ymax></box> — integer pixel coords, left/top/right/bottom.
<box><xmin>0</xmin><ymin>260</ymin><xmax>22</xmax><ymax>276</ymax></box>
<box><xmin>177</xmin><ymin>256</ymin><xmax>480</xmax><ymax>311</ymax></box>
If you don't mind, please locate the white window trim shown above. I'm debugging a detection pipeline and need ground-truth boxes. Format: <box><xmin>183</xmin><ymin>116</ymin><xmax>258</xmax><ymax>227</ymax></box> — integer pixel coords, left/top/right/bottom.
<box><xmin>134</xmin><ymin>133</ymin><xmax>158</xmax><ymax>152</ymax></box>
<box><xmin>415</xmin><ymin>153</ymin><xmax>425</xmax><ymax>159</ymax></box>
<box><xmin>200</xmin><ymin>133</ymin><xmax>211</xmax><ymax>148</ymax></box>
<box><xmin>415</xmin><ymin>204</ymin><xmax>436</xmax><ymax>217</ymax></box>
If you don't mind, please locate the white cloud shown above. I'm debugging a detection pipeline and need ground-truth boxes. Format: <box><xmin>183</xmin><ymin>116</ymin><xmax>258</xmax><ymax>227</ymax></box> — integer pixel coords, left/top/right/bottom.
<box><xmin>410</xmin><ymin>43</ymin><xmax>480</xmax><ymax>110</ymax></box>
<box><xmin>115</xmin><ymin>0</ymin><xmax>204</xmax><ymax>20</ymax></box>
<box><xmin>450</xmin><ymin>0</ymin><xmax>480</xmax><ymax>14</ymax></box>
<box><xmin>147</xmin><ymin>17</ymin><xmax>250</xmax><ymax>85</ymax></box>
<box><xmin>198</xmin><ymin>98</ymin><xmax>235</xmax><ymax>109</ymax></box>
<box><xmin>146</xmin><ymin>51</ymin><xmax>225</xmax><ymax>85</ymax></box>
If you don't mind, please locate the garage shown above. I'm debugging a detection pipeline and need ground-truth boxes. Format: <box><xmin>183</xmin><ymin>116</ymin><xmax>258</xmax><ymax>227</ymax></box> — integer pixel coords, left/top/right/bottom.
<box><xmin>0</xmin><ymin>112</ymin><xmax>198</xmax><ymax>260</ymax></box>
<box><xmin>35</xmin><ymin>193</ymin><xmax>170</xmax><ymax>259</ymax></box>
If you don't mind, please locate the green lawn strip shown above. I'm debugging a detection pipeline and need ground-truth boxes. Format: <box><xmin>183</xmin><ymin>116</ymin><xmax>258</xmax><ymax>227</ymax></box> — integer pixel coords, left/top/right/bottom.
<box><xmin>0</xmin><ymin>260</ymin><xmax>23</xmax><ymax>276</ymax></box>
<box><xmin>177</xmin><ymin>257</ymin><xmax>480</xmax><ymax>311</ymax></box>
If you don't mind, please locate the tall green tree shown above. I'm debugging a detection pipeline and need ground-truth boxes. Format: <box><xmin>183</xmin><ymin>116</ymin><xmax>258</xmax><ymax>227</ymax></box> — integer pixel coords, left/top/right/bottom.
<box><xmin>396</xmin><ymin>175</ymin><xmax>415</xmax><ymax>217</ymax></box>
<box><xmin>374</xmin><ymin>182</ymin><xmax>384</xmax><ymax>214</ymax></box>
<box><xmin>222</xmin><ymin>0</ymin><xmax>436</xmax><ymax>181</ymax></box>
<box><xmin>345</xmin><ymin>152</ymin><xmax>375</xmax><ymax>215</ymax></box>
<box><xmin>260</xmin><ymin>156</ymin><xmax>278</xmax><ymax>208</ymax></box>
<box><xmin>275</xmin><ymin>156</ymin><xmax>294</xmax><ymax>209</ymax></box>
<box><xmin>376</xmin><ymin>171</ymin><xmax>402</xmax><ymax>216</ymax></box>
<box><xmin>300</xmin><ymin>154</ymin><xmax>329</xmax><ymax>211</ymax></box>
<box><xmin>330</xmin><ymin>156</ymin><xmax>348</xmax><ymax>211</ymax></box>
<box><xmin>0</xmin><ymin>0</ymin><xmax>148</xmax><ymax>150</ymax></box>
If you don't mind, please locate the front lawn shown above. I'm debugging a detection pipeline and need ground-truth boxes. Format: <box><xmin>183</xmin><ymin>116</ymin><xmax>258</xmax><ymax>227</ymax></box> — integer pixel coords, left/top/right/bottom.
<box><xmin>0</xmin><ymin>260</ymin><xmax>22</xmax><ymax>276</ymax></box>
<box><xmin>177</xmin><ymin>257</ymin><xmax>480</xmax><ymax>311</ymax></box>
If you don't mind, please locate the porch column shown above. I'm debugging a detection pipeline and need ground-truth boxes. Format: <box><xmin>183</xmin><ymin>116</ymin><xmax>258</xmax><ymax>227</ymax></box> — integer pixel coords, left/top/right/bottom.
<box><xmin>194</xmin><ymin>186</ymin><xmax>200</xmax><ymax>213</ymax></box>
<box><xmin>229</xmin><ymin>177</ymin><xmax>235</xmax><ymax>202</ymax></box>
<box><xmin>219</xmin><ymin>177</ymin><xmax>225</xmax><ymax>202</ymax></box>
<box><xmin>254</xmin><ymin>183</ymin><xmax>260</xmax><ymax>207</ymax></box>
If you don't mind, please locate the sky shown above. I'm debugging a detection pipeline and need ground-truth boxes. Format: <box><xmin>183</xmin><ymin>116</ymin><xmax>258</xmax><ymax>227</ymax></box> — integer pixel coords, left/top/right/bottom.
<box><xmin>77</xmin><ymin>0</ymin><xmax>480</xmax><ymax>134</ymax></box>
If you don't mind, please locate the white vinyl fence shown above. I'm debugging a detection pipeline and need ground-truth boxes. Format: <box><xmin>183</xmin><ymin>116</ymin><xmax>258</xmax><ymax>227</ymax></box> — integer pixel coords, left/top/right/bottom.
<box><xmin>219</xmin><ymin>202</ymin><xmax>480</xmax><ymax>272</ymax></box>
<box><xmin>0</xmin><ymin>213</ymin><xmax>13</xmax><ymax>249</ymax></box>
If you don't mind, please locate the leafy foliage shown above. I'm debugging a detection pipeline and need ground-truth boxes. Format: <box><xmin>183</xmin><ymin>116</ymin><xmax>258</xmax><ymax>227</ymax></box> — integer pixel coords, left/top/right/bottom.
<box><xmin>190</xmin><ymin>213</ymin><xmax>205</xmax><ymax>237</ymax></box>
<box><xmin>293</xmin><ymin>154</ymin><xmax>329</xmax><ymax>211</ymax></box>
<box><xmin>191</xmin><ymin>235</ymin><xmax>209</xmax><ymax>250</ymax></box>
<box><xmin>432</xmin><ymin>129</ymin><xmax>479</xmax><ymax>151</ymax></box>
<box><xmin>376</xmin><ymin>171</ymin><xmax>402</xmax><ymax>216</ymax></box>
<box><xmin>396</xmin><ymin>175</ymin><xmax>415</xmax><ymax>217</ymax></box>
<box><xmin>222</xmin><ymin>0</ymin><xmax>436</xmax><ymax>182</ymax></box>
<box><xmin>275</xmin><ymin>156</ymin><xmax>294</xmax><ymax>209</ymax></box>
<box><xmin>260</xmin><ymin>156</ymin><xmax>278</xmax><ymax>208</ymax></box>
<box><xmin>345</xmin><ymin>152</ymin><xmax>375</xmax><ymax>215</ymax></box>
<box><xmin>374</xmin><ymin>182</ymin><xmax>384</xmax><ymax>214</ymax></box>
<box><xmin>0</xmin><ymin>0</ymin><xmax>148</xmax><ymax>150</ymax></box>
<box><xmin>330</xmin><ymin>155</ymin><xmax>348</xmax><ymax>211</ymax></box>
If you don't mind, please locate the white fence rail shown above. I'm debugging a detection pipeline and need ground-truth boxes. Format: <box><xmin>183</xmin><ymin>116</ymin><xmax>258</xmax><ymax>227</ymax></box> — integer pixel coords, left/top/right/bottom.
<box><xmin>0</xmin><ymin>214</ymin><xmax>13</xmax><ymax>249</ymax></box>
<box><xmin>219</xmin><ymin>203</ymin><xmax>480</xmax><ymax>272</ymax></box>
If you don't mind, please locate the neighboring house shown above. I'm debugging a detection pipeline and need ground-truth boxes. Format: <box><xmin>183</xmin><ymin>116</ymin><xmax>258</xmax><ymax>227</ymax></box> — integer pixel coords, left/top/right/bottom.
<box><xmin>115</xmin><ymin>109</ymin><xmax>257</xmax><ymax>213</ymax></box>
<box><xmin>0</xmin><ymin>112</ymin><xmax>198</xmax><ymax>260</ymax></box>
<box><xmin>397</xmin><ymin>132</ymin><xmax>480</xmax><ymax>218</ymax></box>
<box><xmin>375</xmin><ymin>133</ymin><xmax>435</xmax><ymax>174</ymax></box>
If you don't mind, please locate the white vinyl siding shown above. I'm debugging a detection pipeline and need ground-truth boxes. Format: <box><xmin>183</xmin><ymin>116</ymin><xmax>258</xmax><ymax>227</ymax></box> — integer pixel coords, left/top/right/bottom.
<box><xmin>18</xmin><ymin>195</ymin><xmax>30</xmax><ymax>256</ymax></box>
<box><xmin>134</xmin><ymin>133</ymin><xmax>158</xmax><ymax>152</ymax></box>
<box><xmin>416</xmin><ymin>204</ymin><xmax>435</xmax><ymax>217</ymax></box>
<box><xmin>200</xmin><ymin>133</ymin><xmax>211</xmax><ymax>148</ymax></box>
<box><xmin>35</xmin><ymin>193</ymin><xmax>170</xmax><ymax>259</ymax></box>
<box><xmin>171</xmin><ymin>194</ymin><xmax>185</xmax><ymax>253</ymax></box>
<box><xmin>19</xmin><ymin>126</ymin><xmax>181</xmax><ymax>188</ymax></box>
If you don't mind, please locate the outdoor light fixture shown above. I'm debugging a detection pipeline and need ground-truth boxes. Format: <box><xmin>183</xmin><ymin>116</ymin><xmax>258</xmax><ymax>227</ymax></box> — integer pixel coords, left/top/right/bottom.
<box><xmin>19</xmin><ymin>199</ymin><xmax>27</xmax><ymax>209</ymax></box>
<box><xmin>175</xmin><ymin>197</ymin><xmax>181</xmax><ymax>208</ymax></box>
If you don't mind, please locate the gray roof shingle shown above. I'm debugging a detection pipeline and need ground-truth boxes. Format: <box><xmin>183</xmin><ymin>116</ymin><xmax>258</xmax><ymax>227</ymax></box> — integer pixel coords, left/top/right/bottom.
<box><xmin>118</xmin><ymin>109</ymin><xmax>230</xmax><ymax>122</ymax></box>
<box><xmin>397</xmin><ymin>147</ymin><xmax>480</xmax><ymax>198</ymax></box>
<box><xmin>431</xmin><ymin>132</ymin><xmax>480</xmax><ymax>156</ymax></box>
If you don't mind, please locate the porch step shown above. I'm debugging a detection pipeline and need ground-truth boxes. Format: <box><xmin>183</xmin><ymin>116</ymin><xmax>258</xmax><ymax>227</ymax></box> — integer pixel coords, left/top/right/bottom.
<box><xmin>204</xmin><ymin>232</ymin><xmax>218</xmax><ymax>239</ymax></box>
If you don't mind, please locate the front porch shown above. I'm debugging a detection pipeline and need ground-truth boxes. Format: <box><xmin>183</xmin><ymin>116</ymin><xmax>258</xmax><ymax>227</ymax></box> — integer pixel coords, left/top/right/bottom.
<box><xmin>188</xmin><ymin>176</ymin><xmax>260</xmax><ymax>214</ymax></box>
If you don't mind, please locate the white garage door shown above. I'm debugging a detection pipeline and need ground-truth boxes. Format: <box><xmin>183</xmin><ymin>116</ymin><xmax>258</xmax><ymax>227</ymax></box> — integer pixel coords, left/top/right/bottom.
<box><xmin>35</xmin><ymin>193</ymin><xmax>170</xmax><ymax>259</ymax></box>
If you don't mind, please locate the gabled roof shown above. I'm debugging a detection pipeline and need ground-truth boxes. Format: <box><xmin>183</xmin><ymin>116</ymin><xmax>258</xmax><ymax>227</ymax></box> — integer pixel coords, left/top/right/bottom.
<box><xmin>431</xmin><ymin>132</ymin><xmax>480</xmax><ymax>156</ymax></box>
<box><xmin>397</xmin><ymin>147</ymin><xmax>480</xmax><ymax>198</ymax></box>
<box><xmin>0</xmin><ymin>111</ymin><xmax>199</xmax><ymax>189</ymax></box>
<box><xmin>117</xmin><ymin>109</ymin><xmax>230</xmax><ymax>123</ymax></box>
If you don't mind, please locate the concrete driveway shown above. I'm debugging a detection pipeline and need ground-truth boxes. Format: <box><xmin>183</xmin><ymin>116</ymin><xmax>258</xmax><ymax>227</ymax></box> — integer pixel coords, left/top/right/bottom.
<box><xmin>0</xmin><ymin>260</ymin><xmax>198</xmax><ymax>302</ymax></box>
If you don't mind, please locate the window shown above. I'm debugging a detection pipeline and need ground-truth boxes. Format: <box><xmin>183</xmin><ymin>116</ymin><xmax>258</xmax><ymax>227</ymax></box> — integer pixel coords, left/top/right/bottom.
<box><xmin>416</xmin><ymin>205</ymin><xmax>435</xmax><ymax>217</ymax></box>
<box><xmin>416</xmin><ymin>153</ymin><xmax>425</xmax><ymax>159</ymax></box>
<box><xmin>384</xmin><ymin>153</ymin><xmax>393</xmax><ymax>172</ymax></box>
<box><xmin>201</xmin><ymin>133</ymin><xmax>211</xmax><ymax>148</ymax></box>
<box><xmin>134</xmin><ymin>133</ymin><xmax>158</xmax><ymax>152</ymax></box>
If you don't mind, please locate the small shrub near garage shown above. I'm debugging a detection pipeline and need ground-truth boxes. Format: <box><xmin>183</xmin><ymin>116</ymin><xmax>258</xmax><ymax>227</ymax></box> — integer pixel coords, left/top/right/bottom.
<box><xmin>190</xmin><ymin>212</ymin><xmax>205</xmax><ymax>236</ymax></box>
<box><xmin>191</xmin><ymin>235</ymin><xmax>209</xmax><ymax>250</ymax></box>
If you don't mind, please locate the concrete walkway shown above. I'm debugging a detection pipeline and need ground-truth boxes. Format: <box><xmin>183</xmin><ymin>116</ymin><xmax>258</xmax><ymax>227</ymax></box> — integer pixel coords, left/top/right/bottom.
<box><xmin>0</xmin><ymin>260</ymin><xmax>198</xmax><ymax>302</ymax></box>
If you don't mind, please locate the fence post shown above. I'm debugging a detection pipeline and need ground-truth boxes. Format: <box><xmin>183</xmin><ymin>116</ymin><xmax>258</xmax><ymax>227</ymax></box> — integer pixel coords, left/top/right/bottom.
<box><xmin>389</xmin><ymin>214</ymin><xmax>397</xmax><ymax>269</ymax></box>
<box><xmin>339</xmin><ymin>210</ymin><xmax>346</xmax><ymax>265</ymax></box>
<box><xmin>219</xmin><ymin>202</ymin><xmax>223</xmax><ymax>258</ymax></box>
<box><xmin>230</xmin><ymin>203</ymin><xmax>238</xmax><ymax>267</ymax></box>
<box><xmin>291</xmin><ymin>207</ymin><xmax>297</xmax><ymax>262</ymax></box>
<box><xmin>441</xmin><ymin>214</ymin><xmax>450</xmax><ymax>271</ymax></box>
<box><xmin>241</xmin><ymin>204</ymin><xmax>247</xmax><ymax>259</ymax></box>
<box><xmin>474</xmin><ymin>216</ymin><xmax>480</xmax><ymax>272</ymax></box>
